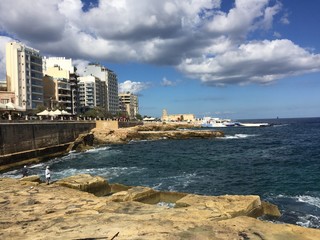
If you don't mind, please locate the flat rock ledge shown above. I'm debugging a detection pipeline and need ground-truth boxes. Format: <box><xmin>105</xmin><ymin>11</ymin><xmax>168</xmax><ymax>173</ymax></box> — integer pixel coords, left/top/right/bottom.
<box><xmin>70</xmin><ymin>123</ymin><xmax>224</xmax><ymax>151</ymax></box>
<box><xmin>1</xmin><ymin>175</ymin><xmax>319</xmax><ymax>240</ymax></box>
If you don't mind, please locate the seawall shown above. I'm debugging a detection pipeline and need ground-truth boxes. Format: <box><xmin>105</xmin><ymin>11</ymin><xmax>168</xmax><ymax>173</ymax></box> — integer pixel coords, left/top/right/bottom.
<box><xmin>0</xmin><ymin>121</ymin><xmax>96</xmax><ymax>171</ymax></box>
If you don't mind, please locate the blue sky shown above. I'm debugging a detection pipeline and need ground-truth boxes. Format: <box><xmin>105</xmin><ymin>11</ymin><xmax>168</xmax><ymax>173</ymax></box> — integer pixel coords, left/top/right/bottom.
<box><xmin>0</xmin><ymin>0</ymin><xmax>320</xmax><ymax>119</ymax></box>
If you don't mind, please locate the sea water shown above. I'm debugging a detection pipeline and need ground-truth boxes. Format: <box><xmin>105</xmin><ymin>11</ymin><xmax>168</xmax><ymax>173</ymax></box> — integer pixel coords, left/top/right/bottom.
<box><xmin>2</xmin><ymin>117</ymin><xmax>320</xmax><ymax>228</ymax></box>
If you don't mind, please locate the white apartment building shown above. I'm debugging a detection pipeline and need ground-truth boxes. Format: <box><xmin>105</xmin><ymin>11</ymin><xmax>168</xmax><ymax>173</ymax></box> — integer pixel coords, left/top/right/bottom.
<box><xmin>6</xmin><ymin>42</ymin><xmax>43</xmax><ymax>110</ymax></box>
<box><xmin>84</xmin><ymin>63</ymin><xmax>118</xmax><ymax>113</ymax></box>
<box><xmin>42</xmin><ymin>57</ymin><xmax>79</xmax><ymax>114</ymax></box>
<box><xmin>43</xmin><ymin>57</ymin><xmax>75</xmax><ymax>74</ymax></box>
<box><xmin>119</xmin><ymin>92</ymin><xmax>139</xmax><ymax>119</ymax></box>
<box><xmin>78</xmin><ymin>76</ymin><xmax>106</xmax><ymax>110</ymax></box>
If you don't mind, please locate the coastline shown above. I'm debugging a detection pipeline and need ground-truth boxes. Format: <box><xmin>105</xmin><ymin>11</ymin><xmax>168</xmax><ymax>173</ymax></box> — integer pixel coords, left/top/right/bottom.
<box><xmin>1</xmin><ymin>174</ymin><xmax>320</xmax><ymax>239</ymax></box>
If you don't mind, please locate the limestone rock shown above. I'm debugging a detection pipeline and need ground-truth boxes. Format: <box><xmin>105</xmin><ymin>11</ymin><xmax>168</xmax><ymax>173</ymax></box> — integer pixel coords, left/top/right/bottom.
<box><xmin>176</xmin><ymin>194</ymin><xmax>262</xmax><ymax>219</ymax></box>
<box><xmin>110</xmin><ymin>183</ymin><xmax>132</xmax><ymax>193</ymax></box>
<box><xmin>1</xmin><ymin>177</ymin><xmax>320</xmax><ymax>240</ymax></box>
<box><xmin>67</xmin><ymin>133</ymin><xmax>94</xmax><ymax>152</ymax></box>
<box><xmin>19</xmin><ymin>175</ymin><xmax>41</xmax><ymax>183</ymax></box>
<box><xmin>261</xmin><ymin>200</ymin><xmax>282</xmax><ymax>217</ymax></box>
<box><xmin>123</xmin><ymin>186</ymin><xmax>158</xmax><ymax>201</ymax></box>
<box><xmin>220</xmin><ymin>216</ymin><xmax>320</xmax><ymax>240</ymax></box>
<box><xmin>91</xmin><ymin>124</ymin><xmax>224</xmax><ymax>144</ymax></box>
<box><xmin>55</xmin><ymin>174</ymin><xmax>111</xmax><ymax>196</ymax></box>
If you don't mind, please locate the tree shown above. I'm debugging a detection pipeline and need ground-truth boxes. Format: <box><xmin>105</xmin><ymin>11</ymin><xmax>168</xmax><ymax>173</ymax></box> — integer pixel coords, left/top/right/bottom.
<box><xmin>136</xmin><ymin>113</ymin><xmax>142</xmax><ymax>120</ymax></box>
<box><xmin>84</xmin><ymin>107</ymin><xmax>108</xmax><ymax>118</ymax></box>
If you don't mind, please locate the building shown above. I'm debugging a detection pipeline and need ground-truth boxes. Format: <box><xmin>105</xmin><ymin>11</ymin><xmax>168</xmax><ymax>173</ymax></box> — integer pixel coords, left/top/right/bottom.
<box><xmin>0</xmin><ymin>91</ymin><xmax>15</xmax><ymax>104</ymax></box>
<box><xmin>0</xmin><ymin>82</ymin><xmax>7</xmax><ymax>91</ymax></box>
<box><xmin>43</xmin><ymin>57</ymin><xmax>79</xmax><ymax>114</ymax></box>
<box><xmin>6</xmin><ymin>42</ymin><xmax>43</xmax><ymax>110</ymax></box>
<box><xmin>78</xmin><ymin>76</ymin><xmax>106</xmax><ymax>111</ymax></box>
<box><xmin>161</xmin><ymin>109</ymin><xmax>195</xmax><ymax>122</ymax></box>
<box><xmin>43</xmin><ymin>66</ymin><xmax>72</xmax><ymax>112</ymax></box>
<box><xmin>43</xmin><ymin>57</ymin><xmax>75</xmax><ymax>74</ymax></box>
<box><xmin>84</xmin><ymin>63</ymin><xmax>118</xmax><ymax>113</ymax></box>
<box><xmin>119</xmin><ymin>92</ymin><xmax>139</xmax><ymax>119</ymax></box>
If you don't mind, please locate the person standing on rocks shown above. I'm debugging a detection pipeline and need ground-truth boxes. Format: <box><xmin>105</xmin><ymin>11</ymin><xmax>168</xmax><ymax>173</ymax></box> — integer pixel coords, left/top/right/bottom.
<box><xmin>22</xmin><ymin>165</ymin><xmax>28</xmax><ymax>177</ymax></box>
<box><xmin>45</xmin><ymin>166</ymin><xmax>51</xmax><ymax>185</ymax></box>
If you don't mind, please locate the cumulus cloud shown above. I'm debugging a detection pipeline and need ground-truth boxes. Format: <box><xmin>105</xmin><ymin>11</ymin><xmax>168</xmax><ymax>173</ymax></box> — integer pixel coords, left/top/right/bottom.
<box><xmin>119</xmin><ymin>80</ymin><xmax>150</xmax><ymax>94</ymax></box>
<box><xmin>178</xmin><ymin>39</ymin><xmax>320</xmax><ymax>85</ymax></box>
<box><xmin>0</xmin><ymin>0</ymin><xmax>319</xmax><ymax>86</ymax></box>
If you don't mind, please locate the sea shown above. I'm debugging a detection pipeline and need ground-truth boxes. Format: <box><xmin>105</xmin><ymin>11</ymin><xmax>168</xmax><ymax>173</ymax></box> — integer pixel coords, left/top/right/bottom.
<box><xmin>1</xmin><ymin>117</ymin><xmax>320</xmax><ymax>229</ymax></box>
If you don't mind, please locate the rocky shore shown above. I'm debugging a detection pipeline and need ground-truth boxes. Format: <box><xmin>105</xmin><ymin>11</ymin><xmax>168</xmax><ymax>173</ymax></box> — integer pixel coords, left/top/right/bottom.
<box><xmin>1</xmin><ymin>174</ymin><xmax>319</xmax><ymax>240</ymax></box>
<box><xmin>69</xmin><ymin>123</ymin><xmax>224</xmax><ymax>151</ymax></box>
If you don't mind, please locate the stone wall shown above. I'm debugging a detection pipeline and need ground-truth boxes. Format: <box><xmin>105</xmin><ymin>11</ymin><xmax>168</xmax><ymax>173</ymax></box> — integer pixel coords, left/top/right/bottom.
<box><xmin>96</xmin><ymin>120</ymin><xmax>142</xmax><ymax>130</ymax></box>
<box><xmin>0</xmin><ymin>122</ymin><xmax>96</xmax><ymax>169</ymax></box>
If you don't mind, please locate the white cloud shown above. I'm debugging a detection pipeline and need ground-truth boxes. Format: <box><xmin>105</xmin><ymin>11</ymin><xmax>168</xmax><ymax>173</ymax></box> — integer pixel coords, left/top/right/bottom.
<box><xmin>0</xmin><ymin>0</ymin><xmax>319</xmax><ymax>86</ymax></box>
<box><xmin>161</xmin><ymin>77</ymin><xmax>176</xmax><ymax>87</ymax></box>
<box><xmin>73</xmin><ymin>59</ymin><xmax>90</xmax><ymax>76</ymax></box>
<box><xmin>0</xmin><ymin>36</ymin><xmax>16</xmax><ymax>80</ymax></box>
<box><xmin>178</xmin><ymin>39</ymin><xmax>320</xmax><ymax>85</ymax></box>
<box><xmin>119</xmin><ymin>80</ymin><xmax>150</xmax><ymax>94</ymax></box>
<box><xmin>280</xmin><ymin>12</ymin><xmax>290</xmax><ymax>25</ymax></box>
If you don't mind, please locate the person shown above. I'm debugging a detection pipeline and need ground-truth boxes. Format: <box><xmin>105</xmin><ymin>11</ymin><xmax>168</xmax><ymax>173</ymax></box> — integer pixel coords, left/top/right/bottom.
<box><xmin>22</xmin><ymin>165</ymin><xmax>28</xmax><ymax>177</ymax></box>
<box><xmin>45</xmin><ymin>166</ymin><xmax>51</xmax><ymax>185</ymax></box>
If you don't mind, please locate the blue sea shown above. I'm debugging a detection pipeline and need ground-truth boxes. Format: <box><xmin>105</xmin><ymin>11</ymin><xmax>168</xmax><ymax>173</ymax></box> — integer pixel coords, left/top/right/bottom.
<box><xmin>2</xmin><ymin>117</ymin><xmax>320</xmax><ymax>229</ymax></box>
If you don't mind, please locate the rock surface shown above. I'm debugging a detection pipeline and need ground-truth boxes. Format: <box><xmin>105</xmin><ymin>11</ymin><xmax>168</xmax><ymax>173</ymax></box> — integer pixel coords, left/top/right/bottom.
<box><xmin>92</xmin><ymin>123</ymin><xmax>224</xmax><ymax>144</ymax></box>
<box><xmin>1</xmin><ymin>176</ymin><xmax>320</xmax><ymax>240</ymax></box>
<box><xmin>55</xmin><ymin>174</ymin><xmax>111</xmax><ymax>197</ymax></box>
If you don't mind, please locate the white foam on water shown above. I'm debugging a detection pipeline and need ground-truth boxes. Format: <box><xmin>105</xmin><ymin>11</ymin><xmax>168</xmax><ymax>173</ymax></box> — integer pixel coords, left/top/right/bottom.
<box><xmin>85</xmin><ymin>146</ymin><xmax>111</xmax><ymax>153</ymax></box>
<box><xmin>29</xmin><ymin>163</ymin><xmax>45</xmax><ymax>169</ymax></box>
<box><xmin>54</xmin><ymin>166</ymin><xmax>146</xmax><ymax>181</ymax></box>
<box><xmin>272</xmin><ymin>124</ymin><xmax>289</xmax><ymax>128</ymax></box>
<box><xmin>297</xmin><ymin>214</ymin><xmax>320</xmax><ymax>228</ymax></box>
<box><xmin>152</xmin><ymin>182</ymin><xmax>163</xmax><ymax>190</ymax></box>
<box><xmin>161</xmin><ymin>172</ymin><xmax>199</xmax><ymax>191</ymax></box>
<box><xmin>220</xmin><ymin>134</ymin><xmax>258</xmax><ymax>139</ymax></box>
<box><xmin>296</xmin><ymin>195</ymin><xmax>320</xmax><ymax>208</ymax></box>
<box><xmin>157</xmin><ymin>202</ymin><xmax>176</xmax><ymax>208</ymax></box>
<box><xmin>0</xmin><ymin>169</ymin><xmax>20</xmax><ymax>178</ymax></box>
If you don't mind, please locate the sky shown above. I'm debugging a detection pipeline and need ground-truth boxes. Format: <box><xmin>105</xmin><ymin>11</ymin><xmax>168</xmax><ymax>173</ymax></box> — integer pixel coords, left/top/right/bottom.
<box><xmin>0</xmin><ymin>0</ymin><xmax>320</xmax><ymax>119</ymax></box>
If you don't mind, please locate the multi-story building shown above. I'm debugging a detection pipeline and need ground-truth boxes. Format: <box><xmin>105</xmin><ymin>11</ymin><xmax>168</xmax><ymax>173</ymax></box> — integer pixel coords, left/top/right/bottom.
<box><xmin>43</xmin><ymin>67</ymin><xmax>72</xmax><ymax>112</ymax></box>
<box><xmin>43</xmin><ymin>57</ymin><xmax>75</xmax><ymax>74</ymax></box>
<box><xmin>118</xmin><ymin>92</ymin><xmax>139</xmax><ymax>119</ymax></box>
<box><xmin>43</xmin><ymin>57</ymin><xmax>79</xmax><ymax>115</ymax></box>
<box><xmin>84</xmin><ymin>63</ymin><xmax>118</xmax><ymax>114</ymax></box>
<box><xmin>6</xmin><ymin>42</ymin><xmax>43</xmax><ymax>110</ymax></box>
<box><xmin>43</xmin><ymin>66</ymin><xmax>72</xmax><ymax>112</ymax></box>
<box><xmin>78</xmin><ymin>76</ymin><xmax>106</xmax><ymax>111</ymax></box>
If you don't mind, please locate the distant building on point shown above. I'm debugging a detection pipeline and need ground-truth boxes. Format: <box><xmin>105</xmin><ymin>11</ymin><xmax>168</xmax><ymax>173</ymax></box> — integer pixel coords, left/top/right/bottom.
<box><xmin>161</xmin><ymin>109</ymin><xmax>195</xmax><ymax>122</ymax></box>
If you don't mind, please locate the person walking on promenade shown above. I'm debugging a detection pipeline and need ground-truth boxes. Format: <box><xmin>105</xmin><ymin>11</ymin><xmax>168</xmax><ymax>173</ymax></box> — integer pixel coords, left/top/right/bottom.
<box><xmin>45</xmin><ymin>166</ymin><xmax>51</xmax><ymax>185</ymax></box>
<box><xmin>22</xmin><ymin>165</ymin><xmax>28</xmax><ymax>177</ymax></box>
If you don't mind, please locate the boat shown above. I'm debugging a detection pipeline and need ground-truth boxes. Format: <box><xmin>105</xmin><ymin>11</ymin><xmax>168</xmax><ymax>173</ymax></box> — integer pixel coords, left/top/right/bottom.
<box><xmin>201</xmin><ymin>117</ymin><xmax>270</xmax><ymax>128</ymax></box>
<box><xmin>201</xmin><ymin>117</ymin><xmax>238</xmax><ymax>128</ymax></box>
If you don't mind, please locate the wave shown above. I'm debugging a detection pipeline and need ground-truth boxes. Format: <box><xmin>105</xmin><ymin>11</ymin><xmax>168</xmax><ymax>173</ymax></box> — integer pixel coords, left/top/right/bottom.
<box><xmin>161</xmin><ymin>172</ymin><xmax>199</xmax><ymax>192</ymax></box>
<box><xmin>296</xmin><ymin>195</ymin><xmax>320</xmax><ymax>208</ymax></box>
<box><xmin>219</xmin><ymin>134</ymin><xmax>258</xmax><ymax>139</ymax></box>
<box><xmin>53</xmin><ymin>166</ymin><xmax>146</xmax><ymax>181</ymax></box>
<box><xmin>297</xmin><ymin>214</ymin><xmax>320</xmax><ymax>228</ymax></box>
<box><xmin>29</xmin><ymin>163</ymin><xmax>45</xmax><ymax>169</ymax></box>
<box><xmin>85</xmin><ymin>146</ymin><xmax>111</xmax><ymax>153</ymax></box>
<box><xmin>266</xmin><ymin>194</ymin><xmax>320</xmax><ymax>229</ymax></box>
